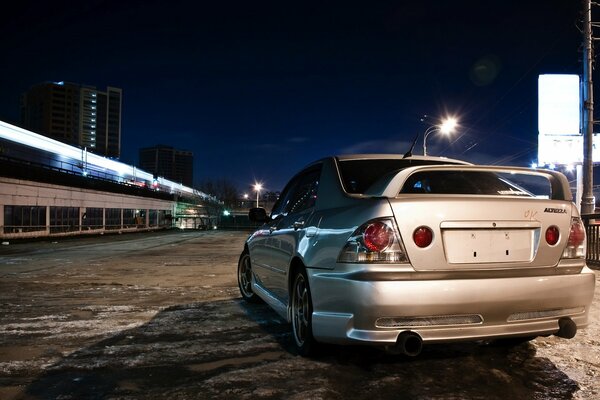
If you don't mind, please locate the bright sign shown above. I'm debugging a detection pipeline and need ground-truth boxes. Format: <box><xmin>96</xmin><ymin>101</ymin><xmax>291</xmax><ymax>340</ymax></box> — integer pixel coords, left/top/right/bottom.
<box><xmin>538</xmin><ymin>74</ymin><xmax>582</xmax><ymax>165</ymax></box>
<box><xmin>538</xmin><ymin>74</ymin><xmax>580</xmax><ymax>136</ymax></box>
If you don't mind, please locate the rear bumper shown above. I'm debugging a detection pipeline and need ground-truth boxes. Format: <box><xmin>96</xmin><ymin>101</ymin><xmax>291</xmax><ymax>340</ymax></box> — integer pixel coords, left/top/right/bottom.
<box><xmin>308</xmin><ymin>266</ymin><xmax>596</xmax><ymax>345</ymax></box>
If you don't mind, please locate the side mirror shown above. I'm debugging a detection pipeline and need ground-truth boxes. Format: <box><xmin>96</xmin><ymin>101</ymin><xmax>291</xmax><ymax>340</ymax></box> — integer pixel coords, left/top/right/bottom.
<box><xmin>248</xmin><ymin>207</ymin><xmax>269</xmax><ymax>223</ymax></box>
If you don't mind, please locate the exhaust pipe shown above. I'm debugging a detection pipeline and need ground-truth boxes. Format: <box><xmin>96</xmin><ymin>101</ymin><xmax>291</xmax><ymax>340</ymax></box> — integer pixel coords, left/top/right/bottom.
<box><xmin>396</xmin><ymin>331</ymin><xmax>423</xmax><ymax>357</ymax></box>
<box><xmin>555</xmin><ymin>317</ymin><xmax>577</xmax><ymax>339</ymax></box>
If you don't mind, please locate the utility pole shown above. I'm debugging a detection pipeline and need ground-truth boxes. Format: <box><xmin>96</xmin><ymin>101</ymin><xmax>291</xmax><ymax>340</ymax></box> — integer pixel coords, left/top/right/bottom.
<box><xmin>582</xmin><ymin>0</ymin><xmax>595</xmax><ymax>214</ymax></box>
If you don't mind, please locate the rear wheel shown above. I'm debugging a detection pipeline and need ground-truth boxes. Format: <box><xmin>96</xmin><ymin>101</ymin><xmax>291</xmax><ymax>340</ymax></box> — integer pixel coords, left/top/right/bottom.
<box><xmin>291</xmin><ymin>268</ymin><xmax>318</xmax><ymax>356</ymax></box>
<box><xmin>237</xmin><ymin>251</ymin><xmax>261</xmax><ymax>303</ymax></box>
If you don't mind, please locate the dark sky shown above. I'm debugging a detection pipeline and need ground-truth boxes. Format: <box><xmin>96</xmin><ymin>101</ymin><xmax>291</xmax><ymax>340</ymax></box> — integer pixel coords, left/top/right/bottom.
<box><xmin>0</xmin><ymin>1</ymin><xmax>584</xmax><ymax>192</ymax></box>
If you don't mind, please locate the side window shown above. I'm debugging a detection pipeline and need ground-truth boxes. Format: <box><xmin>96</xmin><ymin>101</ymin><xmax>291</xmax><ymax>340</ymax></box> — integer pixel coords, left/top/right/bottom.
<box><xmin>270</xmin><ymin>165</ymin><xmax>321</xmax><ymax>218</ymax></box>
<box><xmin>286</xmin><ymin>168</ymin><xmax>320</xmax><ymax>214</ymax></box>
<box><xmin>271</xmin><ymin>177</ymin><xmax>300</xmax><ymax>218</ymax></box>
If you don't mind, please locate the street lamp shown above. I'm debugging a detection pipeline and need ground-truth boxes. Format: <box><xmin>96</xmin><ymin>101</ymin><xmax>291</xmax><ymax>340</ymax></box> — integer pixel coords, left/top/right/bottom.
<box><xmin>423</xmin><ymin>117</ymin><xmax>458</xmax><ymax>156</ymax></box>
<box><xmin>253</xmin><ymin>183</ymin><xmax>262</xmax><ymax>208</ymax></box>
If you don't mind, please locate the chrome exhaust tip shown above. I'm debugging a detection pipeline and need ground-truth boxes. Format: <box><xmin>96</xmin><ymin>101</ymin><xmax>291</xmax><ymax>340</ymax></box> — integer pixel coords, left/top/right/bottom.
<box><xmin>555</xmin><ymin>317</ymin><xmax>577</xmax><ymax>339</ymax></box>
<box><xmin>396</xmin><ymin>331</ymin><xmax>423</xmax><ymax>357</ymax></box>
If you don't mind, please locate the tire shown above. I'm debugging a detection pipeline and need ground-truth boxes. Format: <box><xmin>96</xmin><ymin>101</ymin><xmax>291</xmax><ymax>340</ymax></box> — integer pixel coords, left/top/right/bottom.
<box><xmin>237</xmin><ymin>251</ymin><xmax>261</xmax><ymax>303</ymax></box>
<box><xmin>291</xmin><ymin>268</ymin><xmax>318</xmax><ymax>356</ymax></box>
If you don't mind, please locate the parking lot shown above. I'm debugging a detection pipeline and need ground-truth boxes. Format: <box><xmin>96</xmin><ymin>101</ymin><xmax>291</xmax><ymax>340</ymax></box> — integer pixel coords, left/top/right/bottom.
<box><xmin>1</xmin><ymin>229</ymin><xmax>599</xmax><ymax>399</ymax></box>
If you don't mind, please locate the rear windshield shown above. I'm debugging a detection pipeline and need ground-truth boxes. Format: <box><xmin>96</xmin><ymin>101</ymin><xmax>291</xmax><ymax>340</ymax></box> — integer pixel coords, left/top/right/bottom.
<box><xmin>400</xmin><ymin>170</ymin><xmax>540</xmax><ymax>197</ymax></box>
<box><xmin>337</xmin><ymin>158</ymin><xmax>463</xmax><ymax>194</ymax></box>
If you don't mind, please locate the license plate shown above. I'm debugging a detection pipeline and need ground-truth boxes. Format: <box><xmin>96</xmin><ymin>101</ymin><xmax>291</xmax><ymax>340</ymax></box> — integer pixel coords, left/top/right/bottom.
<box><xmin>442</xmin><ymin>229</ymin><xmax>534</xmax><ymax>264</ymax></box>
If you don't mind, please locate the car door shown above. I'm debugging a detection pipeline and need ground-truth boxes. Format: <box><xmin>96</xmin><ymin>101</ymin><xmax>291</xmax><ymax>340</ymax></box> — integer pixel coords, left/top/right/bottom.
<box><xmin>249</xmin><ymin>176</ymin><xmax>299</xmax><ymax>294</ymax></box>
<box><xmin>262</xmin><ymin>164</ymin><xmax>321</xmax><ymax>302</ymax></box>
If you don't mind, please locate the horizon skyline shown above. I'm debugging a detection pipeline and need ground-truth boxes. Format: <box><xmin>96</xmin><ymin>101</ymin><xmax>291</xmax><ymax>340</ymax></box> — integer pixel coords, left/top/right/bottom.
<box><xmin>0</xmin><ymin>1</ymin><xmax>592</xmax><ymax>192</ymax></box>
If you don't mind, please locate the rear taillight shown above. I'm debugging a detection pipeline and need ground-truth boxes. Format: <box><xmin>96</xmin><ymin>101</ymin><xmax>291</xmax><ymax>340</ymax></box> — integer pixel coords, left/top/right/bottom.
<box><xmin>413</xmin><ymin>226</ymin><xmax>433</xmax><ymax>248</ymax></box>
<box><xmin>545</xmin><ymin>226</ymin><xmax>560</xmax><ymax>246</ymax></box>
<box><xmin>337</xmin><ymin>218</ymin><xmax>408</xmax><ymax>263</ymax></box>
<box><xmin>562</xmin><ymin>217</ymin><xmax>586</xmax><ymax>259</ymax></box>
<box><xmin>568</xmin><ymin>219</ymin><xmax>586</xmax><ymax>247</ymax></box>
<box><xmin>363</xmin><ymin>222</ymin><xmax>393</xmax><ymax>252</ymax></box>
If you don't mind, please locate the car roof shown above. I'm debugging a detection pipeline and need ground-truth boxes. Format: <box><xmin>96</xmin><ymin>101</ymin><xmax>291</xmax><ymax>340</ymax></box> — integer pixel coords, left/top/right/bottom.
<box><xmin>333</xmin><ymin>154</ymin><xmax>471</xmax><ymax>165</ymax></box>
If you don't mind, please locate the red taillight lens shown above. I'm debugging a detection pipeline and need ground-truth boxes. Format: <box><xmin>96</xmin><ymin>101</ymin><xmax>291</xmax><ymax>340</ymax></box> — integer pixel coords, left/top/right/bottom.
<box><xmin>563</xmin><ymin>217</ymin><xmax>586</xmax><ymax>259</ymax></box>
<box><xmin>545</xmin><ymin>226</ymin><xmax>560</xmax><ymax>245</ymax></box>
<box><xmin>413</xmin><ymin>226</ymin><xmax>433</xmax><ymax>248</ymax></box>
<box><xmin>338</xmin><ymin>218</ymin><xmax>408</xmax><ymax>263</ymax></box>
<box><xmin>363</xmin><ymin>222</ymin><xmax>393</xmax><ymax>252</ymax></box>
<box><xmin>568</xmin><ymin>219</ymin><xmax>585</xmax><ymax>247</ymax></box>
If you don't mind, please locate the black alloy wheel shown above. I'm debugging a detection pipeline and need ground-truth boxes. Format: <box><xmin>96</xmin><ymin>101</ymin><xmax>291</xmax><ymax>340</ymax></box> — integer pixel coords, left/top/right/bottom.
<box><xmin>291</xmin><ymin>268</ymin><xmax>318</xmax><ymax>356</ymax></box>
<box><xmin>237</xmin><ymin>251</ymin><xmax>261</xmax><ymax>303</ymax></box>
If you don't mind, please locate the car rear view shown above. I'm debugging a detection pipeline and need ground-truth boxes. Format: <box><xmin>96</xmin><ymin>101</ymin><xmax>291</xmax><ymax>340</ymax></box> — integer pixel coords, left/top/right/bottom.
<box><xmin>240</xmin><ymin>155</ymin><xmax>595</xmax><ymax>357</ymax></box>
<box><xmin>309</xmin><ymin>159</ymin><xmax>595</xmax><ymax>356</ymax></box>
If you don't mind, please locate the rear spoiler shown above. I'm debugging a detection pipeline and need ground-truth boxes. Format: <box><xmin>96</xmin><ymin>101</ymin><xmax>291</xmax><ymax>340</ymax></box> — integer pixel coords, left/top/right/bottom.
<box><xmin>364</xmin><ymin>165</ymin><xmax>573</xmax><ymax>201</ymax></box>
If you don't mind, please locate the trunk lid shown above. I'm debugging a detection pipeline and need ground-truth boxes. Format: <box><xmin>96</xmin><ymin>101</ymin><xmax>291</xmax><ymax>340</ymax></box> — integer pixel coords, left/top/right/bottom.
<box><xmin>369</xmin><ymin>165</ymin><xmax>578</xmax><ymax>271</ymax></box>
<box><xmin>390</xmin><ymin>196</ymin><xmax>573</xmax><ymax>270</ymax></box>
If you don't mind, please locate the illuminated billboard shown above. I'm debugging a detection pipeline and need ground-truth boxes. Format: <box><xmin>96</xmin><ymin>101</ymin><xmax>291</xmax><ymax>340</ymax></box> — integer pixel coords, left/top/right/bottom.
<box><xmin>537</xmin><ymin>74</ymin><xmax>584</xmax><ymax>165</ymax></box>
<box><xmin>538</xmin><ymin>74</ymin><xmax>580</xmax><ymax>136</ymax></box>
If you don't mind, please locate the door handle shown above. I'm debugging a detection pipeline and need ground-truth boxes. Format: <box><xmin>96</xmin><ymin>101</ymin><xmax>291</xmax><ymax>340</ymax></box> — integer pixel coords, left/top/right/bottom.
<box><xmin>293</xmin><ymin>221</ymin><xmax>305</xmax><ymax>230</ymax></box>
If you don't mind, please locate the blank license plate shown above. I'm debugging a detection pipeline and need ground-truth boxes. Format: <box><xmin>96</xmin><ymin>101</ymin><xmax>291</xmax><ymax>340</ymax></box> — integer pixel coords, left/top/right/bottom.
<box><xmin>443</xmin><ymin>230</ymin><xmax>534</xmax><ymax>264</ymax></box>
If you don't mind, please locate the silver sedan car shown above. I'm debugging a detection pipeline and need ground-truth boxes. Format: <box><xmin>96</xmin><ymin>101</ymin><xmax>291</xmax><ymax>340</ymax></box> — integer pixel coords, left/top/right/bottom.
<box><xmin>237</xmin><ymin>154</ymin><xmax>595</xmax><ymax>356</ymax></box>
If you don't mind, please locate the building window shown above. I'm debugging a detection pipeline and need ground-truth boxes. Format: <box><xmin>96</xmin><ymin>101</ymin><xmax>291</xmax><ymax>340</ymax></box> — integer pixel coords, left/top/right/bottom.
<box><xmin>136</xmin><ymin>209</ymin><xmax>147</xmax><ymax>227</ymax></box>
<box><xmin>3</xmin><ymin>205</ymin><xmax>46</xmax><ymax>233</ymax></box>
<box><xmin>123</xmin><ymin>209</ymin><xmax>136</xmax><ymax>228</ymax></box>
<box><xmin>82</xmin><ymin>207</ymin><xmax>103</xmax><ymax>230</ymax></box>
<box><xmin>158</xmin><ymin>210</ymin><xmax>171</xmax><ymax>227</ymax></box>
<box><xmin>105</xmin><ymin>208</ymin><xmax>121</xmax><ymax>230</ymax></box>
<box><xmin>50</xmin><ymin>207</ymin><xmax>80</xmax><ymax>233</ymax></box>
<box><xmin>149</xmin><ymin>210</ymin><xmax>158</xmax><ymax>227</ymax></box>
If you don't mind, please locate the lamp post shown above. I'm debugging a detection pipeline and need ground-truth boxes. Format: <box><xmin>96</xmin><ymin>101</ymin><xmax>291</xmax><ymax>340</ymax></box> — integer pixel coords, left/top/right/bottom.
<box><xmin>253</xmin><ymin>183</ymin><xmax>262</xmax><ymax>208</ymax></box>
<box><xmin>423</xmin><ymin>117</ymin><xmax>458</xmax><ymax>156</ymax></box>
<box><xmin>422</xmin><ymin>126</ymin><xmax>438</xmax><ymax>156</ymax></box>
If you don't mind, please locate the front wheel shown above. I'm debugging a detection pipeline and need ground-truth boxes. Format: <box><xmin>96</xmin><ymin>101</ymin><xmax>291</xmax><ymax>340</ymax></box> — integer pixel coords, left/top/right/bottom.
<box><xmin>291</xmin><ymin>268</ymin><xmax>318</xmax><ymax>356</ymax></box>
<box><xmin>237</xmin><ymin>251</ymin><xmax>261</xmax><ymax>303</ymax></box>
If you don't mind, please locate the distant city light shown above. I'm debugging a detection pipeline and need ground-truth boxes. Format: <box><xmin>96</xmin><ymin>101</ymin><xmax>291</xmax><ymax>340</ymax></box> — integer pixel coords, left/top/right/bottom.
<box><xmin>253</xmin><ymin>183</ymin><xmax>263</xmax><ymax>208</ymax></box>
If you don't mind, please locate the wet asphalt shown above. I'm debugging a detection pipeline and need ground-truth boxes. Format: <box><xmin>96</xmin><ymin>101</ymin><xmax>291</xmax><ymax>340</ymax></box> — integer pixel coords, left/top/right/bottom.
<box><xmin>0</xmin><ymin>230</ymin><xmax>598</xmax><ymax>399</ymax></box>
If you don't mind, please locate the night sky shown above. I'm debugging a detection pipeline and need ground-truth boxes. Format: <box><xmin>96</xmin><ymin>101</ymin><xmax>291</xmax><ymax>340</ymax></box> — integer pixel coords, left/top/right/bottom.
<box><xmin>0</xmin><ymin>1</ymin><xmax>584</xmax><ymax>192</ymax></box>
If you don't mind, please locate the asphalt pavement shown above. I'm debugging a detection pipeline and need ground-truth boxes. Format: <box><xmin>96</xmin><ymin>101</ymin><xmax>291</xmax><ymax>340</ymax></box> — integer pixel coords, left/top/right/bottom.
<box><xmin>1</xmin><ymin>230</ymin><xmax>599</xmax><ymax>399</ymax></box>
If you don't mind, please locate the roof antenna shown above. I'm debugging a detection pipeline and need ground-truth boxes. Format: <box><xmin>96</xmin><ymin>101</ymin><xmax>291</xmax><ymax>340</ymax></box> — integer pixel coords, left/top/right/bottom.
<box><xmin>403</xmin><ymin>132</ymin><xmax>420</xmax><ymax>158</ymax></box>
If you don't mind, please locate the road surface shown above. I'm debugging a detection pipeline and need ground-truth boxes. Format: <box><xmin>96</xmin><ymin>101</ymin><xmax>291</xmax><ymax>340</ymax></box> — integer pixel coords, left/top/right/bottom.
<box><xmin>1</xmin><ymin>230</ymin><xmax>599</xmax><ymax>399</ymax></box>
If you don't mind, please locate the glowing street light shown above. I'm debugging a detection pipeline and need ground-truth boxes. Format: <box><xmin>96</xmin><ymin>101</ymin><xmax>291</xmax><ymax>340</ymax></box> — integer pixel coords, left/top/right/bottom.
<box><xmin>423</xmin><ymin>117</ymin><xmax>458</xmax><ymax>156</ymax></box>
<box><xmin>253</xmin><ymin>183</ymin><xmax>263</xmax><ymax>208</ymax></box>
